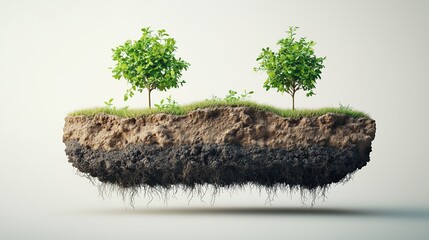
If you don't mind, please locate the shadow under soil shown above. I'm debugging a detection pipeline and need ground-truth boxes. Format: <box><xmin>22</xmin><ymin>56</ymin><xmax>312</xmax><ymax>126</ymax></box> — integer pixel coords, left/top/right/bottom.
<box><xmin>77</xmin><ymin>207</ymin><xmax>429</xmax><ymax>220</ymax></box>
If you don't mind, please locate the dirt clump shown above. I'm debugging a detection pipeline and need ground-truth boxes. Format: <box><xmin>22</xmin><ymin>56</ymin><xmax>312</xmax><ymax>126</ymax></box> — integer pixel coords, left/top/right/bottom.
<box><xmin>63</xmin><ymin>107</ymin><xmax>376</xmax><ymax>191</ymax></box>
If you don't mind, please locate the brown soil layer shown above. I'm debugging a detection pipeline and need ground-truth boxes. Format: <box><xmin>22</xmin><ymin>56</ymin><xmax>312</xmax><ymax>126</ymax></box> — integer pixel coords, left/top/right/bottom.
<box><xmin>63</xmin><ymin>107</ymin><xmax>375</xmax><ymax>151</ymax></box>
<box><xmin>63</xmin><ymin>107</ymin><xmax>376</xmax><ymax>189</ymax></box>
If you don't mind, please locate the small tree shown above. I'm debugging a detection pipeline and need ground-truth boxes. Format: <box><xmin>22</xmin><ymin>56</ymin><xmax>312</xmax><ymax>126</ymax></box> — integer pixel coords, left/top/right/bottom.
<box><xmin>111</xmin><ymin>27</ymin><xmax>190</xmax><ymax>108</ymax></box>
<box><xmin>255</xmin><ymin>27</ymin><xmax>325</xmax><ymax>110</ymax></box>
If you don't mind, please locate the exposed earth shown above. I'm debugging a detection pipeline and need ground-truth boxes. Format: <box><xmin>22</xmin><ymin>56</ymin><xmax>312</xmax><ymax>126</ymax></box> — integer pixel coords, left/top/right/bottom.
<box><xmin>63</xmin><ymin>106</ymin><xmax>376</xmax><ymax>190</ymax></box>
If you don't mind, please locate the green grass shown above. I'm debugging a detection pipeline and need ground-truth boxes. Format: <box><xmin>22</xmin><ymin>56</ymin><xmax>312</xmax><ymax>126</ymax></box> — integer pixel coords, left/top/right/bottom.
<box><xmin>68</xmin><ymin>100</ymin><xmax>369</xmax><ymax>118</ymax></box>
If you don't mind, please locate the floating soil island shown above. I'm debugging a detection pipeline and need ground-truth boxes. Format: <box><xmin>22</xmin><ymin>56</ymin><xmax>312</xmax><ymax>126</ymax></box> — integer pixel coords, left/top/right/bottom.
<box><xmin>63</xmin><ymin>106</ymin><xmax>376</xmax><ymax>191</ymax></box>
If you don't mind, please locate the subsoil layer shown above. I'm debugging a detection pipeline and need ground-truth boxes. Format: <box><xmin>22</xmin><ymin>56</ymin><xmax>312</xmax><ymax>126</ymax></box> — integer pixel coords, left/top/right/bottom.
<box><xmin>65</xmin><ymin>140</ymin><xmax>368</xmax><ymax>189</ymax></box>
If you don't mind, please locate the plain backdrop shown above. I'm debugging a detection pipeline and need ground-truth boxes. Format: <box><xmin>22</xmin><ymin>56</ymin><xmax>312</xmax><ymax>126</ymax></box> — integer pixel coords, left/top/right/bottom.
<box><xmin>1</xmin><ymin>0</ymin><xmax>429</xmax><ymax>239</ymax></box>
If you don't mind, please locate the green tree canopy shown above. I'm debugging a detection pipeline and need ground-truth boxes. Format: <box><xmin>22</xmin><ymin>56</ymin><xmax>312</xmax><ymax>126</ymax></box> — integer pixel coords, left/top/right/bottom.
<box><xmin>255</xmin><ymin>27</ymin><xmax>326</xmax><ymax>110</ymax></box>
<box><xmin>111</xmin><ymin>27</ymin><xmax>190</xmax><ymax>108</ymax></box>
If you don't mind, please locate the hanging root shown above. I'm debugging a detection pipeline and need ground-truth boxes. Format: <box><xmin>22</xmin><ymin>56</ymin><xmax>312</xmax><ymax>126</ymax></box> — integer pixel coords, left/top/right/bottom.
<box><xmin>76</xmin><ymin>170</ymin><xmax>353</xmax><ymax>207</ymax></box>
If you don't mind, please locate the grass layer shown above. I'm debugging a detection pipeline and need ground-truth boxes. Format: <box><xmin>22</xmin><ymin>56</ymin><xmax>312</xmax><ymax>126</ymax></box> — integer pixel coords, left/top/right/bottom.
<box><xmin>68</xmin><ymin>100</ymin><xmax>369</xmax><ymax>119</ymax></box>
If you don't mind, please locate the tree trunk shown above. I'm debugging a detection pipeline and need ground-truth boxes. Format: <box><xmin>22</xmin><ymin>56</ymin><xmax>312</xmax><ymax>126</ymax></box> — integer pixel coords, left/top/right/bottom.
<box><xmin>148</xmin><ymin>88</ymin><xmax>152</xmax><ymax>109</ymax></box>
<box><xmin>291</xmin><ymin>92</ymin><xmax>295</xmax><ymax>111</ymax></box>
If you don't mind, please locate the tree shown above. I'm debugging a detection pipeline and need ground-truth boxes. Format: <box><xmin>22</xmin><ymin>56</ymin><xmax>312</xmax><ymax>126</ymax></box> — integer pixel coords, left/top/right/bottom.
<box><xmin>255</xmin><ymin>27</ymin><xmax>326</xmax><ymax>110</ymax></box>
<box><xmin>111</xmin><ymin>27</ymin><xmax>190</xmax><ymax>108</ymax></box>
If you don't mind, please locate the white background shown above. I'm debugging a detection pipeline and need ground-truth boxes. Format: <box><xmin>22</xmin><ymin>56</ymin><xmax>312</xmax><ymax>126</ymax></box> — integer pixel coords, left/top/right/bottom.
<box><xmin>1</xmin><ymin>0</ymin><xmax>429</xmax><ymax>239</ymax></box>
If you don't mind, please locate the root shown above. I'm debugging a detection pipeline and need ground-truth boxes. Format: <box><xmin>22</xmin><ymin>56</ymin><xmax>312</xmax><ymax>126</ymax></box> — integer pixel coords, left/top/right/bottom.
<box><xmin>76</xmin><ymin>173</ymin><xmax>352</xmax><ymax>207</ymax></box>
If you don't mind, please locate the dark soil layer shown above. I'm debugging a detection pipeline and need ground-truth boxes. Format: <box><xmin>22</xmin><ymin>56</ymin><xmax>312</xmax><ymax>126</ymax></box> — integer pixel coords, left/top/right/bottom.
<box><xmin>65</xmin><ymin>140</ymin><xmax>371</xmax><ymax>189</ymax></box>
